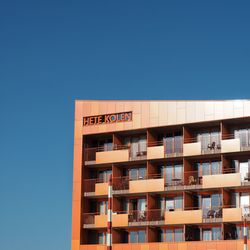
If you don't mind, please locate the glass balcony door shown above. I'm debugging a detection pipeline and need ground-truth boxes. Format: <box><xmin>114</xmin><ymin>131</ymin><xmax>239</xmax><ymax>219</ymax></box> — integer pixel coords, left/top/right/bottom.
<box><xmin>98</xmin><ymin>169</ymin><xmax>112</xmax><ymax>183</ymax></box>
<box><xmin>161</xmin><ymin>164</ymin><xmax>183</xmax><ymax>186</ymax></box>
<box><xmin>99</xmin><ymin>201</ymin><xmax>108</xmax><ymax>214</ymax></box>
<box><xmin>203</xmin><ymin>229</ymin><xmax>212</xmax><ymax>241</ymax></box>
<box><xmin>240</xmin><ymin>193</ymin><xmax>250</xmax><ymax>216</ymax></box>
<box><xmin>129</xmin><ymin>167</ymin><xmax>146</xmax><ymax>180</ymax></box>
<box><xmin>164</xmin><ymin>133</ymin><xmax>183</xmax><ymax>155</ymax></box>
<box><xmin>239</xmin><ymin>161</ymin><xmax>249</xmax><ymax>182</ymax></box>
<box><xmin>234</xmin><ymin>128</ymin><xmax>250</xmax><ymax>148</ymax></box>
<box><xmin>124</xmin><ymin>135</ymin><xmax>147</xmax><ymax>159</ymax></box>
<box><xmin>197</xmin><ymin>131</ymin><xmax>220</xmax><ymax>151</ymax></box>
<box><xmin>130</xmin><ymin>198</ymin><xmax>146</xmax><ymax>211</ymax></box>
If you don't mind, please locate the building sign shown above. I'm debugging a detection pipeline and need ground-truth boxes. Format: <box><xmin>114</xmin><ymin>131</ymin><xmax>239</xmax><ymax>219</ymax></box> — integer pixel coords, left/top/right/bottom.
<box><xmin>83</xmin><ymin>111</ymin><xmax>132</xmax><ymax>126</ymax></box>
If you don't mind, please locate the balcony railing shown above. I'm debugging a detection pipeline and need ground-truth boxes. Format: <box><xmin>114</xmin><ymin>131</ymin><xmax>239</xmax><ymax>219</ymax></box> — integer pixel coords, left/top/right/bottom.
<box><xmin>84</xmin><ymin>167</ymin><xmax>249</xmax><ymax>195</ymax></box>
<box><xmin>113</xmin><ymin>174</ymin><xmax>163</xmax><ymax>192</ymax></box>
<box><xmin>83</xmin><ymin>207</ymin><xmax>226</xmax><ymax>227</ymax></box>
<box><xmin>84</xmin><ymin>144</ymin><xmax>130</xmax><ymax>163</ymax></box>
<box><xmin>184</xmin><ymin>171</ymin><xmax>203</xmax><ymax>186</ymax></box>
<box><xmin>223</xmin><ymin>134</ymin><xmax>250</xmax><ymax>152</ymax></box>
<box><xmin>128</xmin><ymin>209</ymin><xmax>164</xmax><ymax>223</ymax></box>
<box><xmin>83</xmin><ymin>178</ymin><xmax>98</xmax><ymax>193</ymax></box>
<box><xmin>113</xmin><ymin>176</ymin><xmax>129</xmax><ymax>191</ymax></box>
<box><xmin>184</xmin><ymin>137</ymin><xmax>221</xmax><ymax>155</ymax></box>
<box><xmin>148</xmin><ymin>140</ymin><xmax>183</xmax><ymax>157</ymax></box>
<box><xmin>83</xmin><ymin>212</ymin><xmax>99</xmax><ymax>225</ymax></box>
<box><xmin>202</xmin><ymin>206</ymin><xmax>223</xmax><ymax>222</ymax></box>
<box><xmin>83</xmin><ymin>209</ymin><xmax>165</xmax><ymax>227</ymax></box>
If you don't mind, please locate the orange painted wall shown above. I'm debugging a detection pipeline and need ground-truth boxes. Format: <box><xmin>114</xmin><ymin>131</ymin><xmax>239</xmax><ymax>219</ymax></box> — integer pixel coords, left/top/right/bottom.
<box><xmin>79</xmin><ymin>240</ymin><xmax>249</xmax><ymax>250</ymax></box>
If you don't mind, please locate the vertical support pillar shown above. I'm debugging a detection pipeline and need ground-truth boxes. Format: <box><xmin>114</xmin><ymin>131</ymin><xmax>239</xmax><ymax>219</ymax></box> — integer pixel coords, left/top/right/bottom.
<box><xmin>244</xmin><ymin>216</ymin><xmax>248</xmax><ymax>250</ymax></box>
<box><xmin>107</xmin><ymin>175</ymin><xmax>112</xmax><ymax>250</ymax></box>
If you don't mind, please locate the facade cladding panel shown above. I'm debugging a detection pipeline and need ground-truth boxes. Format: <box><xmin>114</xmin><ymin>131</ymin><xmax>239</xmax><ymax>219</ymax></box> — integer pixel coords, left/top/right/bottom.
<box><xmin>72</xmin><ymin>100</ymin><xmax>250</xmax><ymax>250</ymax></box>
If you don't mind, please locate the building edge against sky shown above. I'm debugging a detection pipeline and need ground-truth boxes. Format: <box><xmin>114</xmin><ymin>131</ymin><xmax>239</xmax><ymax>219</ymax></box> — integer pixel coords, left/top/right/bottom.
<box><xmin>72</xmin><ymin>100</ymin><xmax>250</xmax><ymax>250</ymax></box>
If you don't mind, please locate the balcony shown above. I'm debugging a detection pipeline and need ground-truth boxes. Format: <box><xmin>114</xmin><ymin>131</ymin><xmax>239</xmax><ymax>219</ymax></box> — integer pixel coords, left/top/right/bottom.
<box><xmin>221</xmin><ymin>134</ymin><xmax>250</xmax><ymax>153</ymax></box>
<box><xmin>83</xmin><ymin>206</ymin><xmax>240</xmax><ymax>229</ymax></box>
<box><xmin>184</xmin><ymin>171</ymin><xmax>203</xmax><ymax>189</ymax></box>
<box><xmin>183</xmin><ymin>138</ymin><xmax>221</xmax><ymax>157</ymax></box>
<box><xmin>147</xmin><ymin>141</ymin><xmax>183</xmax><ymax>160</ymax></box>
<box><xmin>84</xmin><ymin>144</ymin><xmax>147</xmax><ymax>165</ymax></box>
<box><xmin>83</xmin><ymin>209</ymin><xmax>164</xmax><ymax>228</ymax></box>
<box><xmin>165</xmin><ymin>209</ymin><xmax>203</xmax><ymax>225</ymax></box>
<box><xmin>83</xmin><ymin>213</ymin><xmax>107</xmax><ymax>228</ymax></box>
<box><xmin>113</xmin><ymin>175</ymin><xmax>165</xmax><ymax>194</ymax></box>
<box><xmin>147</xmin><ymin>141</ymin><xmax>165</xmax><ymax>160</ymax></box>
<box><xmin>112</xmin><ymin>212</ymin><xmax>128</xmax><ymax>227</ymax></box>
<box><xmin>222</xmin><ymin>207</ymin><xmax>243</xmax><ymax>222</ymax></box>
<box><xmin>202</xmin><ymin>207</ymin><xmax>223</xmax><ymax>223</ymax></box>
<box><xmin>128</xmin><ymin>209</ymin><xmax>164</xmax><ymax>226</ymax></box>
<box><xmin>83</xmin><ymin>179</ymin><xmax>108</xmax><ymax>196</ymax></box>
<box><xmin>202</xmin><ymin>171</ymin><xmax>241</xmax><ymax>188</ymax></box>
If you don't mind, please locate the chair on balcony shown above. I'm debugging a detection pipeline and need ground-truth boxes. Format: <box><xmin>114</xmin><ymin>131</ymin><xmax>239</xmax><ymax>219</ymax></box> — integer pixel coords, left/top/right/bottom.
<box><xmin>188</xmin><ymin>175</ymin><xmax>197</xmax><ymax>185</ymax></box>
<box><xmin>207</xmin><ymin>209</ymin><xmax>216</xmax><ymax>218</ymax></box>
<box><xmin>207</xmin><ymin>142</ymin><xmax>216</xmax><ymax>150</ymax></box>
<box><xmin>215</xmin><ymin>208</ymin><xmax>222</xmax><ymax>218</ymax></box>
<box><xmin>244</xmin><ymin>173</ymin><xmax>250</xmax><ymax>181</ymax></box>
<box><xmin>138</xmin><ymin>211</ymin><xmax>146</xmax><ymax>221</ymax></box>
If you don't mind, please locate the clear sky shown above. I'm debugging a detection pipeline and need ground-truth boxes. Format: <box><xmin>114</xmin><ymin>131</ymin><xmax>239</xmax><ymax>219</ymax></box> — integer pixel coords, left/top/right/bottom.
<box><xmin>0</xmin><ymin>1</ymin><xmax>249</xmax><ymax>250</ymax></box>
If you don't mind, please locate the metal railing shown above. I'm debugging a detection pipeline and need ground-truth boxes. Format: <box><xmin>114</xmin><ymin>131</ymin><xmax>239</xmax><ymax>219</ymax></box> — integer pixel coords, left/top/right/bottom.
<box><xmin>202</xmin><ymin>206</ymin><xmax>223</xmax><ymax>220</ymax></box>
<box><xmin>83</xmin><ymin>178</ymin><xmax>108</xmax><ymax>193</ymax></box>
<box><xmin>184</xmin><ymin>171</ymin><xmax>203</xmax><ymax>186</ymax></box>
<box><xmin>82</xmin><ymin>212</ymin><xmax>100</xmax><ymax>225</ymax></box>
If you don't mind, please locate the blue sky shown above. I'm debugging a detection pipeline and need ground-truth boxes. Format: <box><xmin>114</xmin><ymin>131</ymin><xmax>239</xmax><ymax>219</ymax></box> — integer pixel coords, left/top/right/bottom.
<box><xmin>0</xmin><ymin>1</ymin><xmax>249</xmax><ymax>250</ymax></box>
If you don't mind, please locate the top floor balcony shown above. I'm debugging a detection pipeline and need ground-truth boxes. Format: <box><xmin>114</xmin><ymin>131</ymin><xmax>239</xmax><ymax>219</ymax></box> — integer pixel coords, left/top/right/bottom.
<box><xmin>84</xmin><ymin>141</ymin><xmax>183</xmax><ymax>165</ymax></box>
<box><xmin>183</xmin><ymin>137</ymin><xmax>221</xmax><ymax>157</ymax></box>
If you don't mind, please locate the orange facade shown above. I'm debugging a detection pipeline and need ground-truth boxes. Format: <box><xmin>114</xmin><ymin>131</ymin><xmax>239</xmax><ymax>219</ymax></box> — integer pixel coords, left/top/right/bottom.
<box><xmin>72</xmin><ymin>100</ymin><xmax>250</xmax><ymax>250</ymax></box>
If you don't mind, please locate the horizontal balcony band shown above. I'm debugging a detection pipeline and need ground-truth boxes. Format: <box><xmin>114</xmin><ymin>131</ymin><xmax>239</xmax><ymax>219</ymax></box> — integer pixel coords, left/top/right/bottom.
<box><xmin>83</xmin><ymin>169</ymin><xmax>250</xmax><ymax>196</ymax></box>
<box><xmin>82</xmin><ymin>206</ymin><xmax>250</xmax><ymax>228</ymax></box>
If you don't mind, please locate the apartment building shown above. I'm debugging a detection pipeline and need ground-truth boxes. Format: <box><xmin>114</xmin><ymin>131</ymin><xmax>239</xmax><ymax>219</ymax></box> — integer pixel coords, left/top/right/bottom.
<box><xmin>72</xmin><ymin>100</ymin><xmax>250</xmax><ymax>250</ymax></box>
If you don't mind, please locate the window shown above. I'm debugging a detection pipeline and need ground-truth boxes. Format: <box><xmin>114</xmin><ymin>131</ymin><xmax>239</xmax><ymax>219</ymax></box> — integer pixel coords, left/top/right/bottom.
<box><xmin>236</xmin><ymin>226</ymin><xmax>250</xmax><ymax>239</ymax></box>
<box><xmin>130</xmin><ymin>198</ymin><xmax>146</xmax><ymax>211</ymax></box>
<box><xmin>130</xmin><ymin>231</ymin><xmax>137</xmax><ymax>243</ymax></box>
<box><xmin>196</xmin><ymin>161</ymin><xmax>221</xmax><ymax>176</ymax></box>
<box><xmin>161</xmin><ymin>164</ymin><xmax>183</xmax><ymax>185</ymax></box>
<box><xmin>161</xmin><ymin>228</ymin><xmax>183</xmax><ymax>242</ymax></box>
<box><xmin>230</xmin><ymin>192</ymin><xmax>249</xmax><ymax>213</ymax></box>
<box><xmin>202</xmin><ymin>228</ymin><xmax>221</xmax><ymax>241</ymax></box>
<box><xmin>175</xmin><ymin>229</ymin><xmax>183</xmax><ymax>242</ymax></box>
<box><xmin>234</xmin><ymin>128</ymin><xmax>250</xmax><ymax>148</ymax></box>
<box><xmin>129</xmin><ymin>230</ymin><xmax>146</xmax><ymax>243</ymax></box>
<box><xmin>196</xmin><ymin>131</ymin><xmax>220</xmax><ymax>151</ymax></box>
<box><xmin>162</xmin><ymin>196</ymin><xmax>183</xmax><ymax>211</ymax></box>
<box><xmin>97</xmin><ymin>232</ymin><xmax>106</xmax><ymax>244</ymax></box>
<box><xmin>201</xmin><ymin>194</ymin><xmax>221</xmax><ymax>209</ymax></box>
<box><xmin>212</xmin><ymin>228</ymin><xmax>222</xmax><ymax>240</ymax></box>
<box><xmin>203</xmin><ymin>229</ymin><xmax>212</xmax><ymax>241</ymax></box>
<box><xmin>164</xmin><ymin>132</ymin><xmax>183</xmax><ymax>155</ymax></box>
<box><xmin>211</xmin><ymin>194</ymin><xmax>221</xmax><ymax>208</ymax></box>
<box><xmin>98</xmin><ymin>170</ymin><xmax>112</xmax><ymax>183</ymax></box>
<box><xmin>129</xmin><ymin>167</ymin><xmax>146</xmax><ymax>180</ymax></box>
<box><xmin>95</xmin><ymin>139</ymin><xmax>113</xmax><ymax>151</ymax></box>
<box><xmin>138</xmin><ymin>230</ymin><xmax>146</xmax><ymax>243</ymax></box>
<box><xmin>124</xmin><ymin>135</ymin><xmax>147</xmax><ymax>159</ymax></box>
<box><xmin>166</xmin><ymin>229</ymin><xmax>173</xmax><ymax>242</ymax></box>
<box><xmin>99</xmin><ymin>201</ymin><xmax>108</xmax><ymax>214</ymax></box>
